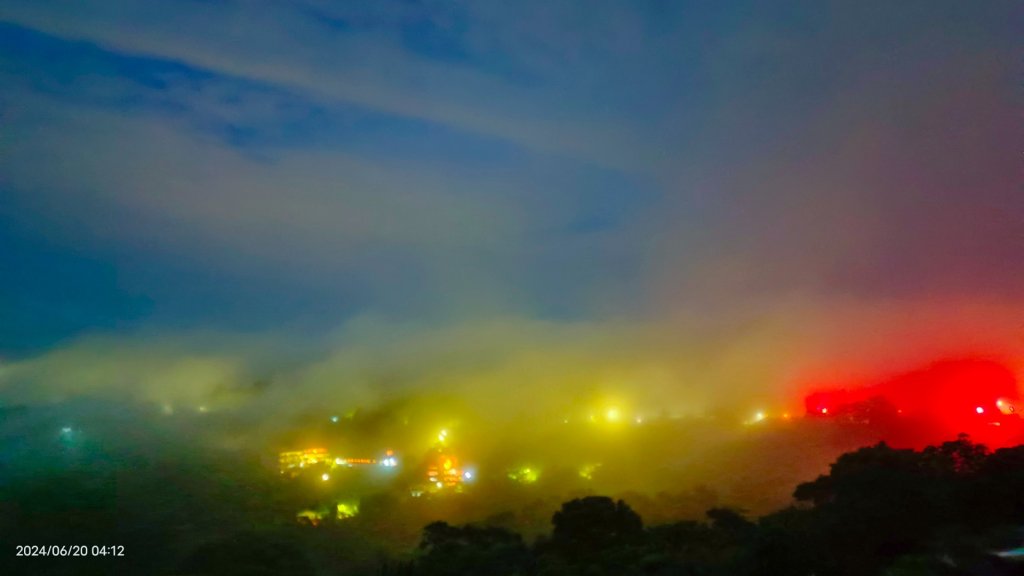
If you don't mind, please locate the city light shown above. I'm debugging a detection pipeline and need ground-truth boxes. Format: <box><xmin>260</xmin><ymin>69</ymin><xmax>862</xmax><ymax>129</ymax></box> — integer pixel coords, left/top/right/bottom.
<box><xmin>336</xmin><ymin>502</ymin><xmax>359</xmax><ymax>519</ymax></box>
<box><xmin>508</xmin><ymin>466</ymin><xmax>540</xmax><ymax>484</ymax></box>
<box><xmin>579</xmin><ymin>463</ymin><xmax>601</xmax><ymax>480</ymax></box>
<box><xmin>743</xmin><ymin>411</ymin><xmax>768</xmax><ymax>425</ymax></box>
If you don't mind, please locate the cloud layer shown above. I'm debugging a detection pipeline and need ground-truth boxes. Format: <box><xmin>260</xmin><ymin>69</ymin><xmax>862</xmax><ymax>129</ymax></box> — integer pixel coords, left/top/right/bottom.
<box><xmin>0</xmin><ymin>1</ymin><xmax>1020</xmax><ymax>412</ymax></box>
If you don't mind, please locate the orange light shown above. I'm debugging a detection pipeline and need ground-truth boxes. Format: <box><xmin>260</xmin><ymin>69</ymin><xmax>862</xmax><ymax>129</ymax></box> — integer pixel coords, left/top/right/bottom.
<box><xmin>821</xmin><ymin>408</ymin><xmax>828</xmax><ymax>415</ymax></box>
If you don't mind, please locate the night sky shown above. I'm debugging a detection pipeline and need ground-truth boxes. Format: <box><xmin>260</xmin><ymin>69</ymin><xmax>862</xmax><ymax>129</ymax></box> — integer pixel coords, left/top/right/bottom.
<box><xmin>0</xmin><ymin>1</ymin><xmax>1021</xmax><ymax>412</ymax></box>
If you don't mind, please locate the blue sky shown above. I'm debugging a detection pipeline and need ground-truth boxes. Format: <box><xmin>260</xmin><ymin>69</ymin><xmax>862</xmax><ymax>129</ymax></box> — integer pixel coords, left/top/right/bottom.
<box><xmin>0</xmin><ymin>1</ymin><xmax>1021</xmax><ymax>413</ymax></box>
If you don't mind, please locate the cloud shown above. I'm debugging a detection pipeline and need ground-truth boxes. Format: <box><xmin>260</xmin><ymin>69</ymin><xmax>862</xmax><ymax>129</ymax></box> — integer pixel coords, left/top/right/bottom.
<box><xmin>0</xmin><ymin>0</ymin><xmax>1020</xmax><ymax>405</ymax></box>
<box><xmin>0</xmin><ymin>0</ymin><xmax>670</xmax><ymax>171</ymax></box>
<box><xmin>4</xmin><ymin>296</ymin><xmax>1021</xmax><ymax>427</ymax></box>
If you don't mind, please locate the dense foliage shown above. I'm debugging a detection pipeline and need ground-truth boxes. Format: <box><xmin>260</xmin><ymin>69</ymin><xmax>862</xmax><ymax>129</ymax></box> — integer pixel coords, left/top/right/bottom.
<box><xmin>396</xmin><ymin>436</ymin><xmax>1024</xmax><ymax>576</ymax></box>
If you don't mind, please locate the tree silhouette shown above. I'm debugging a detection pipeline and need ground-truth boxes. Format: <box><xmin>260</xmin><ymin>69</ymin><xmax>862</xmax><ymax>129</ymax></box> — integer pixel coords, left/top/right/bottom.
<box><xmin>549</xmin><ymin>496</ymin><xmax>643</xmax><ymax>559</ymax></box>
<box><xmin>413</xmin><ymin>521</ymin><xmax>529</xmax><ymax>576</ymax></box>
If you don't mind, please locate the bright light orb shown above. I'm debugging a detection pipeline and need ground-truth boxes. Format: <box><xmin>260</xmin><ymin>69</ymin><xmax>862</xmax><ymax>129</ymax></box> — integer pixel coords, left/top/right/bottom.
<box><xmin>605</xmin><ymin>408</ymin><xmax>621</xmax><ymax>422</ymax></box>
<box><xmin>321</xmin><ymin>473</ymin><xmax>330</xmax><ymax>481</ymax></box>
<box><xmin>976</xmin><ymin>406</ymin><xmax>985</xmax><ymax>414</ymax></box>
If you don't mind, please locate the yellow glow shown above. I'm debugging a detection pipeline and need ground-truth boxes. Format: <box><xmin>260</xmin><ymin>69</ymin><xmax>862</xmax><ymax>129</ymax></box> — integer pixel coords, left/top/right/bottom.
<box><xmin>605</xmin><ymin>407</ymin><xmax>621</xmax><ymax>422</ymax></box>
<box><xmin>296</xmin><ymin>509</ymin><xmax>323</xmax><ymax>525</ymax></box>
<box><xmin>579</xmin><ymin>463</ymin><xmax>600</xmax><ymax>480</ymax></box>
<box><xmin>508</xmin><ymin>466</ymin><xmax>539</xmax><ymax>484</ymax></box>
<box><xmin>278</xmin><ymin>448</ymin><xmax>331</xmax><ymax>474</ymax></box>
<box><xmin>336</xmin><ymin>501</ymin><xmax>359</xmax><ymax>519</ymax></box>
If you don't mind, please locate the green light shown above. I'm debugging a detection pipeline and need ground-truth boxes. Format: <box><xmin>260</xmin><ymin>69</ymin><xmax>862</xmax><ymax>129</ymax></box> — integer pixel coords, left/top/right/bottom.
<box><xmin>336</xmin><ymin>501</ymin><xmax>359</xmax><ymax>519</ymax></box>
<box><xmin>508</xmin><ymin>466</ymin><xmax>540</xmax><ymax>484</ymax></box>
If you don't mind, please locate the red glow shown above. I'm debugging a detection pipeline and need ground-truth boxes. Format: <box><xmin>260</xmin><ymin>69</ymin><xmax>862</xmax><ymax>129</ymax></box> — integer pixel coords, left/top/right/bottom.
<box><xmin>803</xmin><ymin>358</ymin><xmax>1022</xmax><ymax>447</ymax></box>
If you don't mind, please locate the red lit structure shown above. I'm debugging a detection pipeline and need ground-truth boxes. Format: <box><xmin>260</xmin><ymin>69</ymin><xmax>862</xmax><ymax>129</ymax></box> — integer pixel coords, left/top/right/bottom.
<box><xmin>804</xmin><ymin>359</ymin><xmax>1022</xmax><ymax>444</ymax></box>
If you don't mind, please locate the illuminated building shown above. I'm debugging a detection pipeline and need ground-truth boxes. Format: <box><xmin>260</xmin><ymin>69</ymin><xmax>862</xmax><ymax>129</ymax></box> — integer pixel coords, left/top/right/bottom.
<box><xmin>278</xmin><ymin>448</ymin><xmax>331</xmax><ymax>475</ymax></box>
<box><xmin>333</xmin><ymin>450</ymin><xmax>398</xmax><ymax>468</ymax></box>
<box><xmin>333</xmin><ymin>457</ymin><xmax>377</xmax><ymax>467</ymax></box>
<box><xmin>295</xmin><ymin>500</ymin><xmax>360</xmax><ymax>525</ymax></box>
<box><xmin>425</xmin><ymin>452</ymin><xmax>468</xmax><ymax>491</ymax></box>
